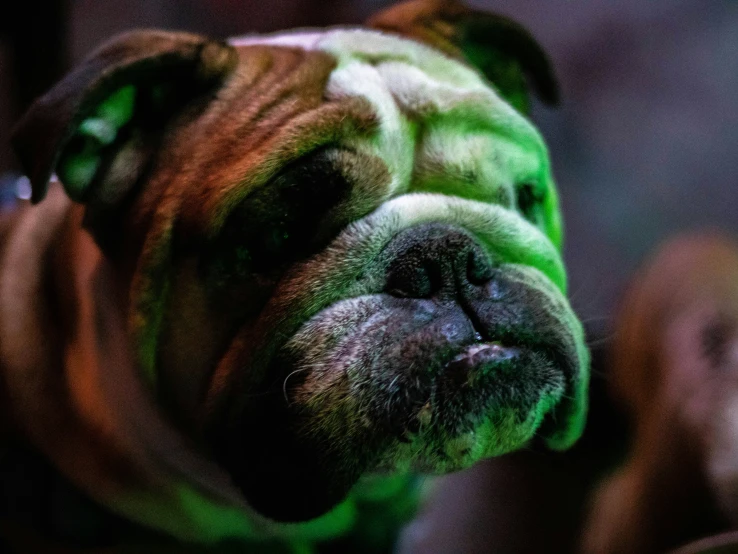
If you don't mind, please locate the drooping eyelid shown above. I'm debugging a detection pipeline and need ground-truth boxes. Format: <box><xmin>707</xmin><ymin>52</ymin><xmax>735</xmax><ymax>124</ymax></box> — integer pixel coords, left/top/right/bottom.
<box><xmin>194</xmin><ymin>144</ymin><xmax>393</xmax><ymax>279</ymax></box>
<box><xmin>217</xmin><ymin>145</ymin><xmax>393</xmax><ymax>241</ymax></box>
<box><xmin>220</xmin><ymin>146</ymin><xmax>351</xmax><ymax>225</ymax></box>
<box><xmin>201</xmin><ymin>146</ymin><xmax>367</xmax><ymax>274</ymax></box>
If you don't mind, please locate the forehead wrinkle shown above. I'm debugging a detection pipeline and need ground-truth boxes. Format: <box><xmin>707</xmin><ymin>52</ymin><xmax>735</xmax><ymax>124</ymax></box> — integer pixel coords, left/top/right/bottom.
<box><xmin>233</xmin><ymin>28</ymin><xmax>548</xmax><ymax>168</ymax></box>
<box><xmin>314</xmin><ymin>28</ymin><xmax>550</xmax><ymax>209</ymax></box>
<box><xmin>167</xmin><ymin>46</ymin><xmax>377</xmax><ymax>237</ymax></box>
<box><xmin>319</xmin><ymin>29</ymin><xmax>481</xmax><ymax>86</ymax></box>
<box><xmin>324</xmin><ymin>64</ymin><xmax>415</xmax><ymax>199</ymax></box>
<box><xmin>229</xmin><ymin>30</ymin><xmax>325</xmax><ymax>50</ymax></box>
<box><xmin>150</xmin><ymin>46</ymin><xmax>310</xmax><ymax>224</ymax></box>
<box><xmin>200</xmin><ymin>99</ymin><xmax>377</xmax><ymax>239</ymax></box>
<box><xmin>170</xmin><ymin>27</ymin><xmax>554</xmax><ymax>244</ymax></box>
<box><xmin>317</xmin><ymin>29</ymin><xmax>545</xmax><ymax>140</ymax></box>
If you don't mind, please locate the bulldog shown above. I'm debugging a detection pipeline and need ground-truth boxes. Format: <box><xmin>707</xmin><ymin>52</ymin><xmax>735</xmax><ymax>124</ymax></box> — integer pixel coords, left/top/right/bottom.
<box><xmin>581</xmin><ymin>234</ymin><xmax>738</xmax><ymax>554</ymax></box>
<box><xmin>1</xmin><ymin>0</ymin><xmax>588</xmax><ymax>550</ymax></box>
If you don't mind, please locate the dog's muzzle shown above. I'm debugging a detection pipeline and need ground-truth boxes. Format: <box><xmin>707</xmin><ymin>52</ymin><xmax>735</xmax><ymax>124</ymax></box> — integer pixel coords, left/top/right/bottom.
<box><xmin>356</xmin><ymin>223</ymin><xmax>580</xmax><ymax>467</ymax></box>
<box><xmin>275</xmin><ymin>222</ymin><xmax>583</xmax><ymax>472</ymax></box>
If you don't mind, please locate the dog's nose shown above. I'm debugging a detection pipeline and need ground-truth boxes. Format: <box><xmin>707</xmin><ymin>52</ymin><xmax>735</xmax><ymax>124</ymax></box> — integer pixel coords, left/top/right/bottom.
<box><xmin>383</xmin><ymin>223</ymin><xmax>494</xmax><ymax>300</ymax></box>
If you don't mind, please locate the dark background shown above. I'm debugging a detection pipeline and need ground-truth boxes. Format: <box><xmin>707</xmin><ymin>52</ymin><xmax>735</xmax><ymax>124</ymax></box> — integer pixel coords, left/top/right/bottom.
<box><xmin>1</xmin><ymin>1</ymin><xmax>737</xmax><ymax>552</ymax></box>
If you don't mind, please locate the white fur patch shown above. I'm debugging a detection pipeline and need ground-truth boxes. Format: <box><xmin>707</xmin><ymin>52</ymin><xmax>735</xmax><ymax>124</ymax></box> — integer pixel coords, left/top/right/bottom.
<box><xmin>229</xmin><ymin>30</ymin><xmax>325</xmax><ymax>49</ymax></box>
<box><xmin>229</xmin><ymin>27</ymin><xmax>558</xmax><ymax>243</ymax></box>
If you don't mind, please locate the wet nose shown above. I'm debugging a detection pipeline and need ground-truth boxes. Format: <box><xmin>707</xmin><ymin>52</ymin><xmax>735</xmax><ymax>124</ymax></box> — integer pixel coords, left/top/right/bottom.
<box><xmin>383</xmin><ymin>223</ymin><xmax>494</xmax><ymax>300</ymax></box>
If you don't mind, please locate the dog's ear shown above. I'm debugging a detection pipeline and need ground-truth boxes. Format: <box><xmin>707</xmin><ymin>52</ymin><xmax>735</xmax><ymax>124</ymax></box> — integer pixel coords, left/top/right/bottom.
<box><xmin>367</xmin><ymin>0</ymin><xmax>559</xmax><ymax>114</ymax></box>
<box><xmin>12</xmin><ymin>30</ymin><xmax>237</xmax><ymax>205</ymax></box>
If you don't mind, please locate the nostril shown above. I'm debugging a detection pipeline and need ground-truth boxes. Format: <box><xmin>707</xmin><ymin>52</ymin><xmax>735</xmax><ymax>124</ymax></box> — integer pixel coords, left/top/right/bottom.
<box><xmin>387</xmin><ymin>263</ymin><xmax>434</xmax><ymax>298</ymax></box>
<box><xmin>487</xmin><ymin>278</ymin><xmax>507</xmax><ymax>301</ymax></box>
<box><xmin>467</xmin><ymin>249</ymin><xmax>493</xmax><ymax>285</ymax></box>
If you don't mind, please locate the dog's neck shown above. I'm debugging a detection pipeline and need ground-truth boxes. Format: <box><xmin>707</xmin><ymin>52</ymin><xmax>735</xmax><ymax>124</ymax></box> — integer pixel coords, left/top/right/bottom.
<box><xmin>0</xmin><ymin>187</ymin><xmax>256</xmax><ymax>539</ymax></box>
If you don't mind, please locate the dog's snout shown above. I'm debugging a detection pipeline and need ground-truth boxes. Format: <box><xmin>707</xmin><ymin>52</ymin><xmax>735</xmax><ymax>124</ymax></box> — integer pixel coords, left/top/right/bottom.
<box><xmin>383</xmin><ymin>223</ymin><xmax>494</xmax><ymax>300</ymax></box>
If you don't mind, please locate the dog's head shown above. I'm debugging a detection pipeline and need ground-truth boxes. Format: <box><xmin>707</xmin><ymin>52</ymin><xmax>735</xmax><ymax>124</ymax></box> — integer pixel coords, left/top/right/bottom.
<box><xmin>12</xmin><ymin>0</ymin><xmax>588</xmax><ymax>524</ymax></box>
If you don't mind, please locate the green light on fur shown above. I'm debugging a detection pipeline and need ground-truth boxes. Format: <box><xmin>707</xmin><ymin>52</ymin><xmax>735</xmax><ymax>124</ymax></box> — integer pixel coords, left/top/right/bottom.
<box><xmin>349</xmin><ymin>473</ymin><xmax>419</xmax><ymax>551</ymax></box>
<box><xmin>464</xmin><ymin>44</ymin><xmax>530</xmax><ymax>114</ymax></box>
<box><xmin>57</xmin><ymin>153</ymin><xmax>100</xmax><ymax>197</ymax></box>
<box><xmin>57</xmin><ymin>85</ymin><xmax>136</xmax><ymax>198</ymax></box>
<box><xmin>352</xmin><ymin>472</ymin><xmax>412</xmax><ymax>502</ymax></box>
<box><xmin>78</xmin><ymin>117</ymin><xmax>117</xmax><ymax>145</ymax></box>
<box><xmin>279</xmin><ymin>495</ymin><xmax>358</xmax><ymax>541</ymax></box>
<box><xmin>97</xmin><ymin>85</ymin><xmax>136</xmax><ymax>128</ymax></box>
<box><xmin>114</xmin><ymin>474</ymin><xmax>417</xmax><ymax>547</ymax></box>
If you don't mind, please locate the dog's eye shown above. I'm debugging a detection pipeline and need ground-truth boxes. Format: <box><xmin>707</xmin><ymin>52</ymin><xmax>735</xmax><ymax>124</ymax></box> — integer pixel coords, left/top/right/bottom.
<box><xmin>256</xmin><ymin>225</ymin><xmax>291</xmax><ymax>255</ymax></box>
<box><xmin>516</xmin><ymin>182</ymin><xmax>545</xmax><ymax>227</ymax></box>
<box><xmin>246</xmin><ymin>214</ymin><xmax>300</xmax><ymax>269</ymax></box>
<box><xmin>206</xmin><ymin>148</ymin><xmax>351</xmax><ymax>281</ymax></box>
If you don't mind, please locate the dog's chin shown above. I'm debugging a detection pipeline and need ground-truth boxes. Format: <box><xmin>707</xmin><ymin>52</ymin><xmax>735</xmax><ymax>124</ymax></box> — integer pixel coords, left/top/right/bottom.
<box><xmin>380</xmin><ymin>342</ymin><xmax>567</xmax><ymax>473</ymax></box>
<box><xmin>292</xmin><ymin>337</ymin><xmax>568</xmax><ymax>478</ymax></box>
<box><xmin>211</xmin><ymin>335</ymin><xmax>573</xmax><ymax>523</ymax></box>
<box><xmin>225</xmin><ymin>301</ymin><xmax>579</xmax><ymax>521</ymax></box>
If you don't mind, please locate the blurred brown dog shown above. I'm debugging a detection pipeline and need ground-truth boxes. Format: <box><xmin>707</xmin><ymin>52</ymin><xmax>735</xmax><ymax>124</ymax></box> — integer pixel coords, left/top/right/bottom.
<box><xmin>582</xmin><ymin>233</ymin><xmax>738</xmax><ymax>553</ymax></box>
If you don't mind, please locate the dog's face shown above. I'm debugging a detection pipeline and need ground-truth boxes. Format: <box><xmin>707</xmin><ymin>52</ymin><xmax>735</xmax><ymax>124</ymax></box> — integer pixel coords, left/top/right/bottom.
<box><xmin>13</xmin><ymin>0</ymin><xmax>588</xmax><ymax>524</ymax></box>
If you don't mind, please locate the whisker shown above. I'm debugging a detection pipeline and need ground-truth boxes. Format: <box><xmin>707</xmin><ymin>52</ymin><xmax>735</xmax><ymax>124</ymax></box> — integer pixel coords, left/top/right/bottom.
<box><xmin>283</xmin><ymin>367</ymin><xmax>309</xmax><ymax>403</ymax></box>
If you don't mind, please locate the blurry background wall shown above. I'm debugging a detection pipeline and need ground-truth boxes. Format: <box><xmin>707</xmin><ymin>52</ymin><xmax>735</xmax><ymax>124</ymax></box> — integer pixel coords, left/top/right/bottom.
<box><xmin>2</xmin><ymin>0</ymin><xmax>736</xmax><ymax>329</ymax></box>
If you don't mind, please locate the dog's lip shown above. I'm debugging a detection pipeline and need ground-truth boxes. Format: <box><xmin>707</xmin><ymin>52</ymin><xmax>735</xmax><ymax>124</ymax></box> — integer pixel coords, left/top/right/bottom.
<box><xmin>448</xmin><ymin>341</ymin><xmax>521</xmax><ymax>365</ymax></box>
<box><xmin>441</xmin><ymin>341</ymin><xmax>523</xmax><ymax>384</ymax></box>
<box><xmin>401</xmin><ymin>335</ymin><xmax>571</xmax><ymax>437</ymax></box>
